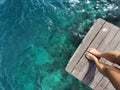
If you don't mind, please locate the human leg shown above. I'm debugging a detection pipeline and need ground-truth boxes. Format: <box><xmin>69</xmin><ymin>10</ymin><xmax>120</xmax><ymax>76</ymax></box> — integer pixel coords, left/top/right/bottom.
<box><xmin>85</xmin><ymin>52</ymin><xmax>110</xmax><ymax>76</ymax></box>
<box><xmin>87</xmin><ymin>48</ymin><xmax>120</xmax><ymax>65</ymax></box>
<box><xmin>85</xmin><ymin>52</ymin><xmax>120</xmax><ymax>90</ymax></box>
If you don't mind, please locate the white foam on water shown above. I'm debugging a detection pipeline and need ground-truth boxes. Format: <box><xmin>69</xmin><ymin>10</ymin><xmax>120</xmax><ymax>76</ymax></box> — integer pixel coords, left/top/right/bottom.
<box><xmin>81</xmin><ymin>9</ymin><xmax>85</xmax><ymax>12</ymax></box>
<box><xmin>103</xmin><ymin>8</ymin><xmax>108</xmax><ymax>11</ymax></box>
<box><xmin>69</xmin><ymin>0</ymin><xmax>80</xmax><ymax>7</ymax></box>
<box><xmin>114</xmin><ymin>6</ymin><xmax>119</xmax><ymax>10</ymax></box>
<box><xmin>0</xmin><ymin>0</ymin><xmax>6</xmax><ymax>5</ymax></box>
<box><xmin>108</xmin><ymin>4</ymin><xmax>114</xmax><ymax>11</ymax></box>
<box><xmin>86</xmin><ymin>0</ymin><xmax>90</xmax><ymax>4</ymax></box>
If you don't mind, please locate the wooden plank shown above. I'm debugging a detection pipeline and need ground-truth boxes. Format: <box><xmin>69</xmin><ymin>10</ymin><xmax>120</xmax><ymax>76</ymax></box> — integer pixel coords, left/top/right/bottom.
<box><xmin>113</xmin><ymin>63</ymin><xmax>120</xmax><ymax>69</ymax></box>
<box><xmin>83</xmin><ymin>24</ymin><xmax>119</xmax><ymax>85</ymax></box>
<box><xmin>95</xmin><ymin>39</ymin><xmax>120</xmax><ymax>90</ymax></box>
<box><xmin>95</xmin><ymin>77</ymin><xmax>109</xmax><ymax>90</ymax></box>
<box><xmin>89</xmin><ymin>34</ymin><xmax>120</xmax><ymax>88</ymax></box>
<box><xmin>72</xmin><ymin>22</ymin><xmax>112</xmax><ymax>80</ymax></box>
<box><xmin>85</xmin><ymin>25</ymin><xmax>119</xmax><ymax>86</ymax></box>
<box><xmin>65</xmin><ymin>18</ymin><xmax>105</xmax><ymax>73</ymax></box>
<box><xmin>65</xmin><ymin>18</ymin><xmax>120</xmax><ymax>90</ymax></box>
<box><xmin>90</xmin><ymin>29</ymin><xmax>120</xmax><ymax>89</ymax></box>
<box><xmin>104</xmin><ymin>82</ymin><xmax>115</xmax><ymax>90</ymax></box>
<box><xmin>71</xmin><ymin>22</ymin><xmax>112</xmax><ymax>80</ymax></box>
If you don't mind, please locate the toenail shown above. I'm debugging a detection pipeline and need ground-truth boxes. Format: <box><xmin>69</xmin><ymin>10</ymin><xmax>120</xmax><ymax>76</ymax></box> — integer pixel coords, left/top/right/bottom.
<box><xmin>87</xmin><ymin>49</ymin><xmax>90</xmax><ymax>52</ymax></box>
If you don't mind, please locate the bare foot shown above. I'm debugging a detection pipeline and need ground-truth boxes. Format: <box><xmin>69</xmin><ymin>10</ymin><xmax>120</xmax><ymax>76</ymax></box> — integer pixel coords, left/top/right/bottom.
<box><xmin>85</xmin><ymin>52</ymin><xmax>109</xmax><ymax>76</ymax></box>
<box><xmin>87</xmin><ymin>48</ymin><xmax>102</xmax><ymax>58</ymax></box>
<box><xmin>85</xmin><ymin>52</ymin><xmax>98</xmax><ymax>63</ymax></box>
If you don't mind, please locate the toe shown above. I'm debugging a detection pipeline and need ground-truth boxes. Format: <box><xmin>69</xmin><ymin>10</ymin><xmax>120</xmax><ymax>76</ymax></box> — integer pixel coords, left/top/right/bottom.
<box><xmin>85</xmin><ymin>52</ymin><xmax>93</xmax><ymax>60</ymax></box>
<box><xmin>85</xmin><ymin>52</ymin><xmax>90</xmax><ymax>59</ymax></box>
<box><xmin>87</xmin><ymin>47</ymin><xmax>101</xmax><ymax>57</ymax></box>
<box><xmin>85</xmin><ymin>52</ymin><xmax>98</xmax><ymax>62</ymax></box>
<box><xmin>87</xmin><ymin>48</ymin><xmax>91</xmax><ymax>52</ymax></box>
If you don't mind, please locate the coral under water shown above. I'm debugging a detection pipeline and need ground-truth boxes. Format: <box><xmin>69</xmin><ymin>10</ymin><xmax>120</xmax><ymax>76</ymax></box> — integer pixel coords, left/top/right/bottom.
<box><xmin>0</xmin><ymin>0</ymin><xmax>120</xmax><ymax>90</ymax></box>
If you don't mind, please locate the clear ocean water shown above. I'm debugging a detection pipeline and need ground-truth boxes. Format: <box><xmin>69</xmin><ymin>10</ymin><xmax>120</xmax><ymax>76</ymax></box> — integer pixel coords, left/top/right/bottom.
<box><xmin>0</xmin><ymin>0</ymin><xmax>120</xmax><ymax>90</ymax></box>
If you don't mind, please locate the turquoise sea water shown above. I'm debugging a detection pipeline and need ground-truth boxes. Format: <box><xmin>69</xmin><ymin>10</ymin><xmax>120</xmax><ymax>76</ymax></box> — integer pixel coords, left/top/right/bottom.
<box><xmin>0</xmin><ymin>0</ymin><xmax>120</xmax><ymax>90</ymax></box>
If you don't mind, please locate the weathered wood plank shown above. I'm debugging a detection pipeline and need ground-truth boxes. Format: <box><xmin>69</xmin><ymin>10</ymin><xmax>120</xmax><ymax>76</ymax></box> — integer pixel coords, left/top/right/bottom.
<box><xmin>65</xmin><ymin>18</ymin><xmax>105</xmax><ymax>73</ymax></box>
<box><xmin>65</xmin><ymin>18</ymin><xmax>120</xmax><ymax>90</ymax></box>
<box><xmin>95</xmin><ymin>38</ymin><xmax>120</xmax><ymax>90</ymax></box>
<box><xmin>90</xmin><ymin>29</ymin><xmax>120</xmax><ymax>89</ymax></box>
<box><xmin>83</xmin><ymin>24</ymin><xmax>119</xmax><ymax>85</ymax></box>
<box><xmin>71</xmin><ymin>22</ymin><xmax>112</xmax><ymax>80</ymax></box>
<box><xmin>72</xmin><ymin>22</ymin><xmax>112</xmax><ymax>80</ymax></box>
<box><xmin>113</xmin><ymin>63</ymin><xmax>120</xmax><ymax>69</ymax></box>
<box><xmin>104</xmin><ymin>82</ymin><xmax>115</xmax><ymax>90</ymax></box>
<box><xmin>95</xmin><ymin>77</ymin><xmax>109</xmax><ymax>90</ymax></box>
<box><xmin>85</xmin><ymin>26</ymin><xmax>119</xmax><ymax>87</ymax></box>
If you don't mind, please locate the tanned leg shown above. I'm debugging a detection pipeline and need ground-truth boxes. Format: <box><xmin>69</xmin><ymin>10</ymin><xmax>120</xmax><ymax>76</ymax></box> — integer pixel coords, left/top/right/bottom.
<box><xmin>85</xmin><ymin>52</ymin><xmax>120</xmax><ymax>90</ymax></box>
<box><xmin>87</xmin><ymin>48</ymin><xmax>120</xmax><ymax>65</ymax></box>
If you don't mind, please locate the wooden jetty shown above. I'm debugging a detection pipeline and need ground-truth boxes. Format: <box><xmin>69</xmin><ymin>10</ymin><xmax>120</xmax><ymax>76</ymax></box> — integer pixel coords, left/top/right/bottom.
<box><xmin>65</xmin><ymin>18</ymin><xmax>120</xmax><ymax>90</ymax></box>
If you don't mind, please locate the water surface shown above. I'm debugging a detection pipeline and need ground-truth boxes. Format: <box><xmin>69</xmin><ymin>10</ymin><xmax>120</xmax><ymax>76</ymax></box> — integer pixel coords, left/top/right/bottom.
<box><xmin>0</xmin><ymin>0</ymin><xmax>120</xmax><ymax>90</ymax></box>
